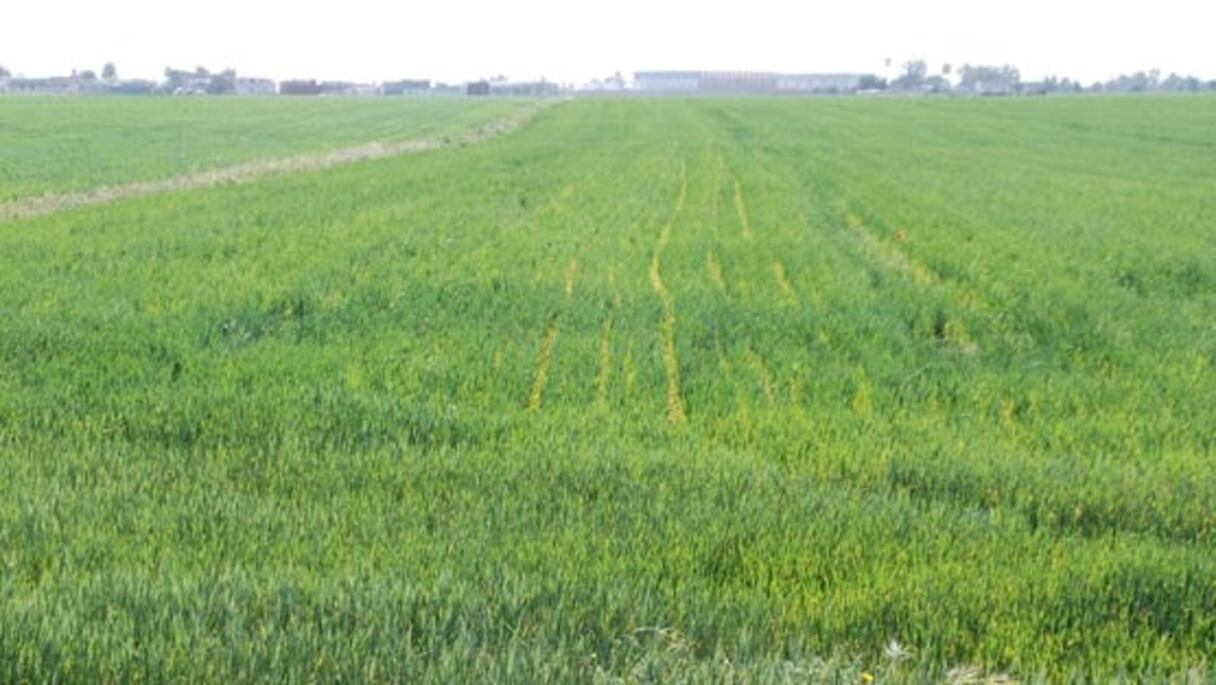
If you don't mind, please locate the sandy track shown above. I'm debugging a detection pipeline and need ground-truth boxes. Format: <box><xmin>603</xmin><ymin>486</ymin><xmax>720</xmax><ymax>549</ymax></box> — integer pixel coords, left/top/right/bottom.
<box><xmin>0</xmin><ymin>103</ymin><xmax>548</xmax><ymax>223</ymax></box>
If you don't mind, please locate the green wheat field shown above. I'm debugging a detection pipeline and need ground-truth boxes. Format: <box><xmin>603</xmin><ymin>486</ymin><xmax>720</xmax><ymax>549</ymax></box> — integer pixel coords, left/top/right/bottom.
<box><xmin>1</xmin><ymin>95</ymin><xmax>1214</xmax><ymax>682</ymax></box>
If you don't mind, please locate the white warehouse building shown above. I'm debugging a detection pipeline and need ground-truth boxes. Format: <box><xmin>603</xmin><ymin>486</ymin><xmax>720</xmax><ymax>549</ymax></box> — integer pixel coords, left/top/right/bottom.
<box><xmin>634</xmin><ymin>70</ymin><xmax>868</xmax><ymax>94</ymax></box>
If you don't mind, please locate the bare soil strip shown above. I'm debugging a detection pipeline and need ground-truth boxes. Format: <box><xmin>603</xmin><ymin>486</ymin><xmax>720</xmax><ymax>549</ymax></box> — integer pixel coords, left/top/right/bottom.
<box><xmin>0</xmin><ymin>104</ymin><xmax>548</xmax><ymax>223</ymax></box>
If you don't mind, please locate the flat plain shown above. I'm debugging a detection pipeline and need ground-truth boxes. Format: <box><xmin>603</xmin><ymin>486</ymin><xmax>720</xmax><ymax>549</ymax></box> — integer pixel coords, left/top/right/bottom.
<box><xmin>1</xmin><ymin>95</ymin><xmax>1214</xmax><ymax>682</ymax></box>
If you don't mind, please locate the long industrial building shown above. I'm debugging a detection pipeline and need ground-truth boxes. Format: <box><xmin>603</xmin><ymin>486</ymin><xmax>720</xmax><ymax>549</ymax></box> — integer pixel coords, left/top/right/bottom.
<box><xmin>634</xmin><ymin>71</ymin><xmax>866</xmax><ymax>94</ymax></box>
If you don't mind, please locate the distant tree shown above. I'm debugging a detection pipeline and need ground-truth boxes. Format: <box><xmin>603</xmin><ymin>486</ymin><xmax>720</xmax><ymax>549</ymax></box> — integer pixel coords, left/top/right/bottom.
<box><xmin>893</xmin><ymin>60</ymin><xmax>929</xmax><ymax>89</ymax></box>
<box><xmin>942</xmin><ymin>63</ymin><xmax>952</xmax><ymax>77</ymax></box>
<box><xmin>0</xmin><ymin>64</ymin><xmax>10</xmax><ymax>79</ymax></box>
<box><xmin>1107</xmin><ymin>71</ymin><xmax>1154</xmax><ymax>92</ymax></box>
<box><xmin>1160</xmin><ymin>72</ymin><xmax>1202</xmax><ymax>92</ymax></box>
<box><xmin>102</xmin><ymin>62</ymin><xmax>117</xmax><ymax>81</ymax></box>
<box><xmin>79</xmin><ymin>69</ymin><xmax>98</xmax><ymax>81</ymax></box>
<box><xmin>164</xmin><ymin>67</ymin><xmax>185</xmax><ymax>90</ymax></box>
<box><xmin>858</xmin><ymin>74</ymin><xmax>887</xmax><ymax>91</ymax></box>
<box><xmin>594</xmin><ymin>71</ymin><xmax>627</xmax><ymax>89</ymax></box>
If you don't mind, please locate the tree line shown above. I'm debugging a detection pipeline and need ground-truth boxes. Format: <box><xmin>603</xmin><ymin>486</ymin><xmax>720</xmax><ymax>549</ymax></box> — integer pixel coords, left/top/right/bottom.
<box><xmin>3</xmin><ymin>60</ymin><xmax>1215</xmax><ymax>96</ymax></box>
<box><xmin>868</xmin><ymin>60</ymin><xmax>1216</xmax><ymax>94</ymax></box>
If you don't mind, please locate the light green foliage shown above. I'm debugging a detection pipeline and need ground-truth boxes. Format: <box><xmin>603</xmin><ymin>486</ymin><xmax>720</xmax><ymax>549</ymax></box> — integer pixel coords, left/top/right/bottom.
<box><xmin>0</xmin><ymin>97</ymin><xmax>524</xmax><ymax>200</ymax></box>
<box><xmin>1</xmin><ymin>96</ymin><xmax>1215</xmax><ymax>682</ymax></box>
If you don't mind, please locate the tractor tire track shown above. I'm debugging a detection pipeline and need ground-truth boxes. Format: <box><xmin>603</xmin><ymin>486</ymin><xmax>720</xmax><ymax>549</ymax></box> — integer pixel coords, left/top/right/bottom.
<box><xmin>526</xmin><ymin>316</ymin><xmax>561</xmax><ymax>413</ymax></box>
<box><xmin>771</xmin><ymin>258</ymin><xmax>799</xmax><ymax>306</ymax></box>
<box><xmin>526</xmin><ymin>254</ymin><xmax>579</xmax><ymax>413</ymax></box>
<box><xmin>595</xmin><ymin>268</ymin><xmax>619</xmax><ymax>410</ymax></box>
<box><xmin>649</xmin><ymin>160</ymin><xmax>689</xmax><ymax>424</ymax></box>
<box><xmin>706</xmin><ymin>251</ymin><xmax>728</xmax><ymax>293</ymax></box>
<box><xmin>733</xmin><ymin>177</ymin><xmax>755</xmax><ymax>241</ymax></box>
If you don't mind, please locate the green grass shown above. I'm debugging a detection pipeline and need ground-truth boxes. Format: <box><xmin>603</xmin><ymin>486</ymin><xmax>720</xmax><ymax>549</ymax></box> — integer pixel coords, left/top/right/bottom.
<box><xmin>1</xmin><ymin>96</ymin><xmax>1214</xmax><ymax>682</ymax></box>
<box><xmin>0</xmin><ymin>96</ymin><xmax>526</xmax><ymax>201</ymax></box>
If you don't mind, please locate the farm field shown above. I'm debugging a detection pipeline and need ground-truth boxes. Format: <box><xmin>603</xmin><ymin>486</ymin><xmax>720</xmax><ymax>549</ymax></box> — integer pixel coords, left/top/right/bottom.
<box><xmin>1</xmin><ymin>96</ymin><xmax>1215</xmax><ymax>682</ymax></box>
<box><xmin>0</xmin><ymin>97</ymin><xmax>526</xmax><ymax>201</ymax></box>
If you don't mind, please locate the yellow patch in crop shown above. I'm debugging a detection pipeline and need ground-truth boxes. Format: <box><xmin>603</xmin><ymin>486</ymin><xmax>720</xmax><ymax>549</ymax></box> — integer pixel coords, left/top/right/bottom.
<box><xmin>851</xmin><ymin>377</ymin><xmax>874</xmax><ymax>417</ymax></box>
<box><xmin>563</xmin><ymin>258</ymin><xmax>578</xmax><ymax>298</ymax></box>
<box><xmin>595</xmin><ymin>314</ymin><xmax>613</xmax><ymax>410</ymax></box>
<box><xmin>526</xmin><ymin>317</ymin><xmax>560</xmax><ymax>412</ymax></box>
<box><xmin>944</xmin><ymin>319</ymin><xmax>979</xmax><ymax>356</ymax></box>
<box><xmin>345</xmin><ymin>363</ymin><xmax>365</xmax><ymax>390</ymax></box>
<box><xmin>706</xmin><ymin>251</ymin><xmax>727</xmax><ymax>293</ymax></box>
<box><xmin>734</xmin><ymin>178</ymin><xmax>755</xmax><ymax>240</ymax></box>
<box><xmin>772</xmin><ymin>259</ymin><xmax>797</xmax><ymax>304</ymax></box>
<box><xmin>660</xmin><ymin>315</ymin><xmax>687</xmax><ymax>424</ymax></box>
<box><xmin>743</xmin><ymin>344</ymin><xmax>777</xmax><ymax>407</ymax></box>
<box><xmin>623</xmin><ymin>349</ymin><xmax>638</xmax><ymax>400</ymax></box>
<box><xmin>788</xmin><ymin>376</ymin><xmax>805</xmax><ymax>411</ymax></box>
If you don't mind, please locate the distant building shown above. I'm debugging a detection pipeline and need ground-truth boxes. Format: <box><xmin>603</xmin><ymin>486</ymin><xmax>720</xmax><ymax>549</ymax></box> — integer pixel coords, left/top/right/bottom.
<box><xmin>467</xmin><ymin>80</ymin><xmax>490</xmax><ymax>96</ymax></box>
<box><xmin>633</xmin><ymin>71</ymin><xmax>700</xmax><ymax>91</ymax></box>
<box><xmin>490</xmin><ymin>81</ymin><xmax>560</xmax><ymax>97</ymax></box>
<box><xmin>234</xmin><ymin>78</ymin><xmax>276</xmax><ymax>96</ymax></box>
<box><xmin>6</xmin><ymin>77</ymin><xmax>80</xmax><ymax>95</ymax></box>
<box><xmin>777</xmin><ymin>73</ymin><xmax>864</xmax><ymax>93</ymax></box>
<box><xmin>108</xmin><ymin>79</ymin><xmax>159</xmax><ymax>95</ymax></box>
<box><xmin>430</xmin><ymin>83</ymin><xmax>465</xmax><ymax>96</ymax></box>
<box><xmin>312</xmin><ymin>81</ymin><xmax>377</xmax><ymax>96</ymax></box>
<box><xmin>382</xmin><ymin>79</ymin><xmax>431</xmax><ymax>95</ymax></box>
<box><xmin>968</xmin><ymin>83</ymin><xmax>1015</xmax><ymax>96</ymax></box>
<box><xmin>319</xmin><ymin>81</ymin><xmax>356</xmax><ymax>96</ymax></box>
<box><xmin>701</xmin><ymin>71</ymin><xmax>778</xmax><ymax>92</ymax></box>
<box><xmin>1017</xmin><ymin>82</ymin><xmax>1050</xmax><ymax>96</ymax></box>
<box><xmin>280</xmin><ymin>79</ymin><xmax>322</xmax><ymax>95</ymax></box>
<box><xmin>581</xmin><ymin>72</ymin><xmax>628</xmax><ymax>92</ymax></box>
<box><xmin>635</xmin><ymin>70</ymin><xmax>868</xmax><ymax>94</ymax></box>
<box><xmin>3</xmin><ymin>74</ymin><xmax>131</xmax><ymax>95</ymax></box>
<box><xmin>173</xmin><ymin>76</ymin><xmax>213</xmax><ymax>96</ymax></box>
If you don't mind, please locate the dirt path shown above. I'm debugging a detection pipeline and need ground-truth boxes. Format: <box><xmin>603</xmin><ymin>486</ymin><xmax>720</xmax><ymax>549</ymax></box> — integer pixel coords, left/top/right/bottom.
<box><xmin>0</xmin><ymin>103</ymin><xmax>550</xmax><ymax>223</ymax></box>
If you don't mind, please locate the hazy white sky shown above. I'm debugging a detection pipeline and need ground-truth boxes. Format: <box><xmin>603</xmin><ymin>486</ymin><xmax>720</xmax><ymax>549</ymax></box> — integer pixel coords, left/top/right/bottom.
<box><xmin>3</xmin><ymin>0</ymin><xmax>1213</xmax><ymax>85</ymax></box>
